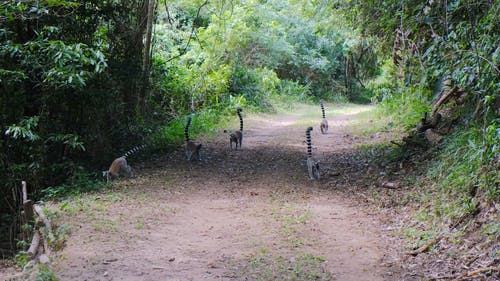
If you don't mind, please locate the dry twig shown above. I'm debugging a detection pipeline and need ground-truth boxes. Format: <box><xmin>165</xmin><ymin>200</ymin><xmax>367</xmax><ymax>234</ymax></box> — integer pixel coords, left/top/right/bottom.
<box><xmin>462</xmin><ymin>266</ymin><xmax>500</xmax><ymax>278</ymax></box>
<box><xmin>408</xmin><ymin>235</ymin><xmax>442</xmax><ymax>256</ymax></box>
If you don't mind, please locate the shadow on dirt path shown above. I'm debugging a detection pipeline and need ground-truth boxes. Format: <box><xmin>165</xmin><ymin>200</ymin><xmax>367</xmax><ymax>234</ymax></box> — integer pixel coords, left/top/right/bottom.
<box><xmin>50</xmin><ymin>103</ymin><xmax>404</xmax><ymax>281</ymax></box>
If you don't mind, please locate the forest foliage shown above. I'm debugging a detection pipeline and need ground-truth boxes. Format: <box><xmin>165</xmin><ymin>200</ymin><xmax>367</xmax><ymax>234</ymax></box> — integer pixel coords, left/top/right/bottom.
<box><xmin>348</xmin><ymin>0</ymin><xmax>499</xmax><ymax>200</ymax></box>
<box><xmin>347</xmin><ymin>0</ymin><xmax>499</xmax><ymax>259</ymax></box>
<box><xmin>1</xmin><ymin>0</ymin><xmax>498</xmax><ymax>256</ymax></box>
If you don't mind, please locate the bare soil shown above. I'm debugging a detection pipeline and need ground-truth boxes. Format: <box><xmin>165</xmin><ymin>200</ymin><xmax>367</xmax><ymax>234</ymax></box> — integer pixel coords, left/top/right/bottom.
<box><xmin>48</xmin><ymin>104</ymin><xmax>408</xmax><ymax>280</ymax></box>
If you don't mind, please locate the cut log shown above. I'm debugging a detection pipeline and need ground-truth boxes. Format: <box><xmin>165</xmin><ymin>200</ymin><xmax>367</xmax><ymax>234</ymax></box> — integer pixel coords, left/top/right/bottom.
<box><xmin>26</xmin><ymin>231</ymin><xmax>41</xmax><ymax>258</ymax></box>
<box><xmin>33</xmin><ymin>205</ymin><xmax>55</xmax><ymax>242</ymax></box>
<box><xmin>21</xmin><ymin>181</ymin><xmax>34</xmax><ymax>224</ymax></box>
<box><xmin>23</xmin><ymin>200</ymin><xmax>34</xmax><ymax>224</ymax></box>
<box><xmin>22</xmin><ymin>181</ymin><xmax>28</xmax><ymax>202</ymax></box>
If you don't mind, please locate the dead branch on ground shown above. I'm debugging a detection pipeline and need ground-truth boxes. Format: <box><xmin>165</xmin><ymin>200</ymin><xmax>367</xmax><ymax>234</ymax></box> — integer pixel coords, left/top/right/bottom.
<box><xmin>408</xmin><ymin>235</ymin><xmax>442</xmax><ymax>256</ymax></box>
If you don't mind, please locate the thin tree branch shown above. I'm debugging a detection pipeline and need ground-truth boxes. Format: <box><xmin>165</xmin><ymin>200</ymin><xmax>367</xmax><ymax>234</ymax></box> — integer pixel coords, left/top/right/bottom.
<box><xmin>164</xmin><ymin>0</ymin><xmax>174</xmax><ymax>27</ymax></box>
<box><xmin>477</xmin><ymin>54</ymin><xmax>500</xmax><ymax>74</ymax></box>
<box><xmin>166</xmin><ymin>0</ymin><xmax>209</xmax><ymax>62</ymax></box>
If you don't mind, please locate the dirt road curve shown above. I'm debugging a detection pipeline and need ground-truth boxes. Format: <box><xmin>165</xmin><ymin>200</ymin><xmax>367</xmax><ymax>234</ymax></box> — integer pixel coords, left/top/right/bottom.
<box><xmin>50</xmin><ymin>103</ymin><xmax>403</xmax><ymax>280</ymax></box>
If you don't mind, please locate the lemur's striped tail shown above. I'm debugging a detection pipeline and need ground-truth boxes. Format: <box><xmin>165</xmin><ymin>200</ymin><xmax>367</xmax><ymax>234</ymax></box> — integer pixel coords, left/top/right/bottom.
<box><xmin>306</xmin><ymin>127</ymin><xmax>313</xmax><ymax>158</ymax></box>
<box><xmin>320</xmin><ymin>100</ymin><xmax>326</xmax><ymax>119</ymax></box>
<box><xmin>123</xmin><ymin>144</ymin><xmax>147</xmax><ymax>158</ymax></box>
<box><xmin>237</xmin><ymin>107</ymin><xmax>243</xmax><ymax>132</ymax></box>
<box><xmin>185</xmin><ymin>115</ymin><xmax>192</xmax><ymax>143</ymax></box>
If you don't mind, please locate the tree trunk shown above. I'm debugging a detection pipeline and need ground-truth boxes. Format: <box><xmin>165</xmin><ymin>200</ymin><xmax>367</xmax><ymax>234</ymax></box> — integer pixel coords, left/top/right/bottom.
<box><xmin>139</xmin><ymin>0</ymin><xmax>156</xmax><ymax>115</ymax></box>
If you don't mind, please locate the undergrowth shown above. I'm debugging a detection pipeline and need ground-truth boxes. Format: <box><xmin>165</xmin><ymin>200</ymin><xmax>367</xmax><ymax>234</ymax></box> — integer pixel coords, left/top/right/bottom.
<box><xmin>377</xmin><ymin>85</ymin><xmax>432</xmax><ymax>130</ymax></box>
<box><xmin>368</xmin><ymin>71</ymin><xmax>498</xmax><ymax>234</ymax></box>
<box><xmin>424</xmin><ymin>127</ymin><xmax>499</xmax><ymax>230</ymax></box>
<box><xmin>41</xmin><ymin>170</ymin><xmax>105</xmax><ymax>200</ymax></box>
<box><xmin>153</xmin><ymin>105</ymin><xmax>233</xmax><ymax>147</ymax></box>
<box><xmin>239</xmin><ymin>251</ymin><xmax>333</xmax><ymax>281</ymax></box>
<box><xmin>358</xmin><ymin>120</ymin><xmax>499</xmax><ymax>267</ymax></box>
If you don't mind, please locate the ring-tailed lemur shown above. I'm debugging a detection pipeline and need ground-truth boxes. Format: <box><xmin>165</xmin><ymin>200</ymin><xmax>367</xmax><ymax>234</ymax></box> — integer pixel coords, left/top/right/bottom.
<box><xmin>306</xmin><ymin>127</ymin><xmax>320</xmax><ymax>180</ymax></box>
<box><xmin>224</xmin><ymin>107</ymin><xmax>243</xmax><ymax>150</ymax></box>
<box><xmin>185</xmin><ymin>115</ymin><xmax>202</xmax><ymax>160</ymax></box>
<box><xmin>320</xmin><ymin>100</ymin><xmax>328</xmax><ymax>134</ymax></box>
<box><xmin>103</xmin><ymin>145</ymin><xmax>146</xmax><ymax>182</ymax></box>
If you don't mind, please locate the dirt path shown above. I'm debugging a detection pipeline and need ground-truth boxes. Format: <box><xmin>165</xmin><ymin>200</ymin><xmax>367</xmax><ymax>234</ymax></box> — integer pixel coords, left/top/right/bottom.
<box><xmin>50</xmin><ymin>103</ymin><xmax>403</xmax><ymax>280</ymax></box>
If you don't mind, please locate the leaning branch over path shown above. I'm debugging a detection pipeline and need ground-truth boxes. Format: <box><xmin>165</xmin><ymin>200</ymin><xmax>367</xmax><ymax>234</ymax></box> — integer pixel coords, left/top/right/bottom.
<box><xmin>432</xmin><ymin>85</ymin><xmax>466</xmax><ymax>116</ymax></box>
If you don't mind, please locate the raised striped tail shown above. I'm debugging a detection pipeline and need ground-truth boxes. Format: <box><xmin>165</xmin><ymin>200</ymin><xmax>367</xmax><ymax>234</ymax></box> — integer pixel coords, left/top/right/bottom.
<box><xmin>237</xmin><ymin>107</ymin><xmax>243</xmax><ymax>132</ymax></box>
<box><xmin>306</xmin><ymin>126</ymin><xmax>313</xmax><ymax>158</ymax></box>
<box><xmin>320</xmin><ymin>100</ymin><xmax>326</xmax><ymax>119</ymax></box>
<box><xmin>123</xmin><ymin>144</ymin><xmax>147</xmax><ymax>158</ymax></box>
<box><xmin>185</xmin><ymin>115</ymin><xmax>192</xmax><ymax>143</ymax></box>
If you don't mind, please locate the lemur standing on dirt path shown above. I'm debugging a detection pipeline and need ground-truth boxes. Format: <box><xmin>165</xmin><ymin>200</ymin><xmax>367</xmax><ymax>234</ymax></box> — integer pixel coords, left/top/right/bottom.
<box><xmin>103</xmin><ymin>145</ymin><xmax>146</xmax><ymax>182</ymax></box>
<box><xmin>224</xmin><ymin>107</ymin><xmax>243</xmax><ymax>150</ymax></box>
<box><xmin>185</xmin><ymin>115</ymin><xmax>202</xmax><ymax>161</ymax></box>
<box><xmin>320</xmin><ymin>100</ymin><xmax>328</xmax><ymax>134</ymax></box>
<box><xmin>306</xmin><ymin>127</ymin><xmax>320</xmax><ymax>180</ymax></box>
